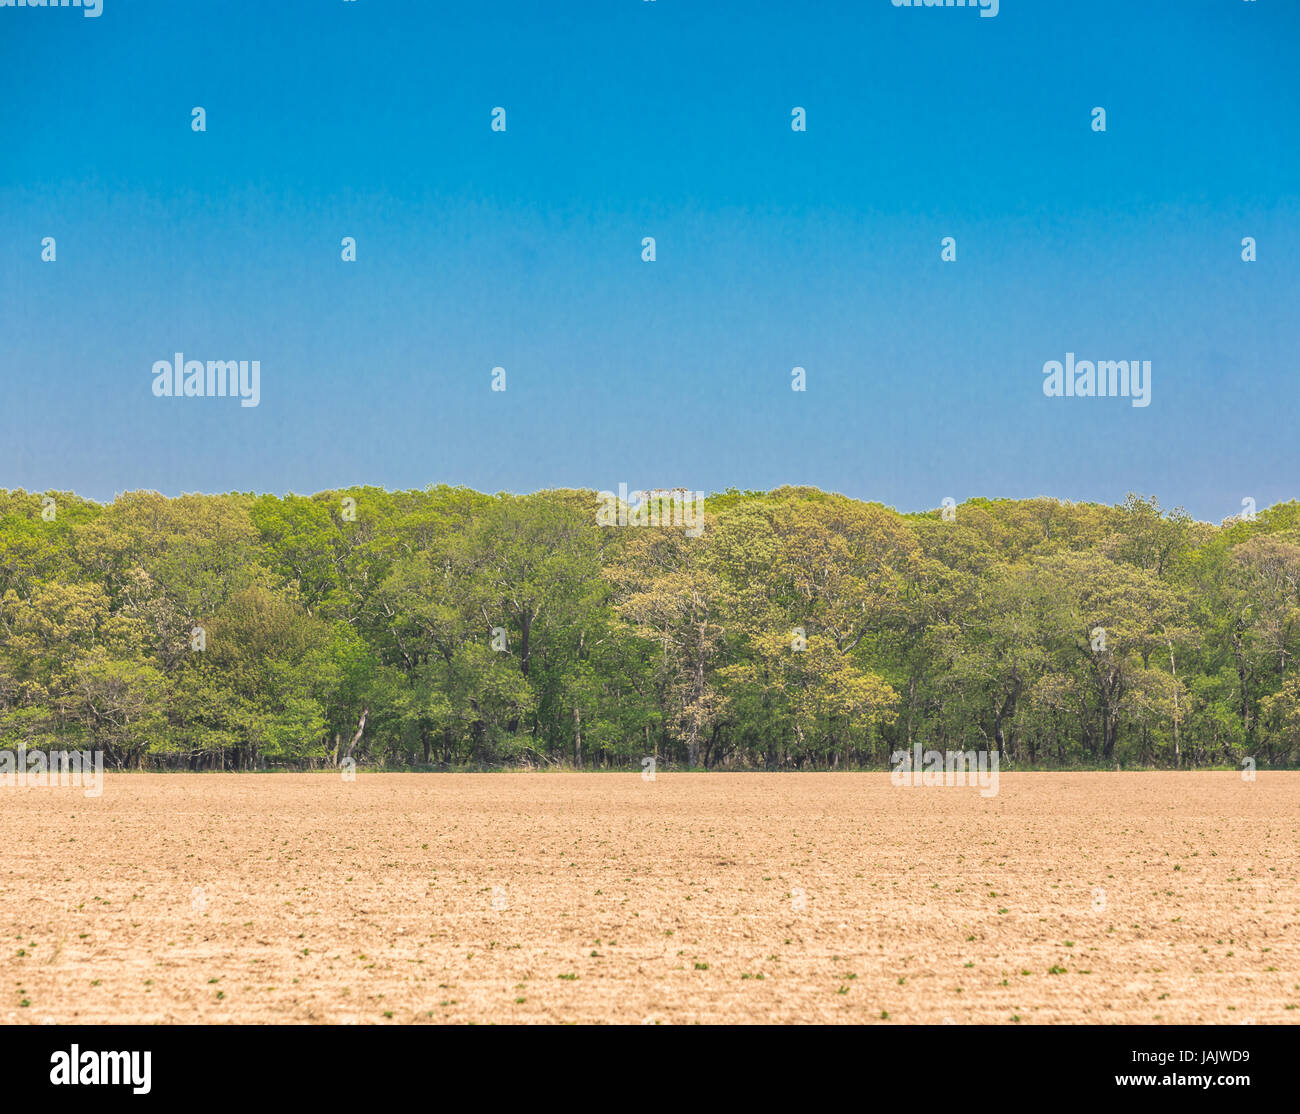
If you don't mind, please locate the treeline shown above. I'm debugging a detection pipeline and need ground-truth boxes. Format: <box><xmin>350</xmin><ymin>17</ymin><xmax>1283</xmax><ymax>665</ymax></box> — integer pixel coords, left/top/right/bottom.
<box><xmin>2</xmin><ymin>486</ymin><xmax>1299</xmax><ymax>771</ymax></box>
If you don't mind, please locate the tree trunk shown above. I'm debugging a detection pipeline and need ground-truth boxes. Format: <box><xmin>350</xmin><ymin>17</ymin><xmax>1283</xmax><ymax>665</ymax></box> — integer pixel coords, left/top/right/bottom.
<box><xmin>687</xmin><ymin>624</ymin><xmax>706</xmax><ymax>768</ymax></box>
<box><xmin>1169</xmin><ymin>641</ymin><xmax>1181</xmax><ymax>770</ymax></box>
<box><xmin>344</xmin><ymin>707</ymin><xmax>369</xmax><ymax>762</ymax></box>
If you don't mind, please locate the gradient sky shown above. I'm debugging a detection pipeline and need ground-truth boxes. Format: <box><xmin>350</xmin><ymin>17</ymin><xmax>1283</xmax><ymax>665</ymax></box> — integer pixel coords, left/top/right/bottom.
<box><xmin>2</xmin><ymin>0</ymin><xmax>1298</xmax><ymax>521</ymax></box>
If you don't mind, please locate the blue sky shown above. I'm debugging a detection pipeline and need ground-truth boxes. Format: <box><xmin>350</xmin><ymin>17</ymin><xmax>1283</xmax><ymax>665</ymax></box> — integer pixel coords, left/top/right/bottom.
<box><xmin>2</xmin><ymin>0</ymin><xmax>1298</xmax><ymax>521</ymax></box>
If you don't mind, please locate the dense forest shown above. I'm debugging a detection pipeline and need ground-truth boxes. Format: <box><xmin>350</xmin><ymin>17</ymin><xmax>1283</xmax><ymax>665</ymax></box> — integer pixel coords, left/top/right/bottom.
<box><xmin>2</xmin><ymin>486</ymin><xmax>1298</xmax><ymax>771</ymax></box>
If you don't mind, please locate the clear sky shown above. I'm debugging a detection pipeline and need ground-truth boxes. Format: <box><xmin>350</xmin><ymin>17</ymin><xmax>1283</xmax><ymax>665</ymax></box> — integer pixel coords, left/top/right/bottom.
<box><xmin>2</xmin><ymin>0</ymin><xmax>1297</xmax><ymax>521</ymax></box>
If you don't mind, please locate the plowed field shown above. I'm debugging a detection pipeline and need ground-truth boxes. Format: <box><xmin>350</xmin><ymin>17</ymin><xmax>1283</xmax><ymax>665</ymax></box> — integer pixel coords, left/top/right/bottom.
<box><xmin>2</xmin><ymin>772</ymin><xmax>1296</xmax><ymax>1024</ymax></box>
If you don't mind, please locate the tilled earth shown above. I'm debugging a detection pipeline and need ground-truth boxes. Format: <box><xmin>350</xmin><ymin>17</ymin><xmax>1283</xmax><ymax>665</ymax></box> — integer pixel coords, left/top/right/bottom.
<box><xmin>1</xmin><ymin>771</ymin><xmax>1296</xmax><ymax>1024</ymax></box>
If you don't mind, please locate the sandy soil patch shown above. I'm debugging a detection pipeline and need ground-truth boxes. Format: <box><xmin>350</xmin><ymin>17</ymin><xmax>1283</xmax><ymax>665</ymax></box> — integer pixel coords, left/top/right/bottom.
<box><xmin>1</xmin><ymin>772</ymin><xmax>1296</xmax><ymax>1023</ymax></box>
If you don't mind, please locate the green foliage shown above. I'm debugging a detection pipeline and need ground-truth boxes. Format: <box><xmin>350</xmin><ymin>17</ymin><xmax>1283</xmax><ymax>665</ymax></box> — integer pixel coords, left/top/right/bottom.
<box><xmin>0</xmin><ymin>487</ymin><xmax>1296</xmax><ymax>769</ymax></box>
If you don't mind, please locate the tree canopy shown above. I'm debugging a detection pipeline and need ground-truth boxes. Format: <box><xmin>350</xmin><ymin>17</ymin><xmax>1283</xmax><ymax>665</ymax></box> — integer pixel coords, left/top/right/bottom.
<box><xmin>2</xmin><ymin>486</ymin><xmax>1296</xmax><ymax>771</ymax></box>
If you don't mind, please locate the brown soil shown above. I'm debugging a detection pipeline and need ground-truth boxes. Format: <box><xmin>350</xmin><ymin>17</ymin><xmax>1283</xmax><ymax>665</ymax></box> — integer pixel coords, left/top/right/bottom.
<box><xmin>1</xmin><ymin>772</ymin><xmax>1296</xmax><ymax>1024</ymax></box>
